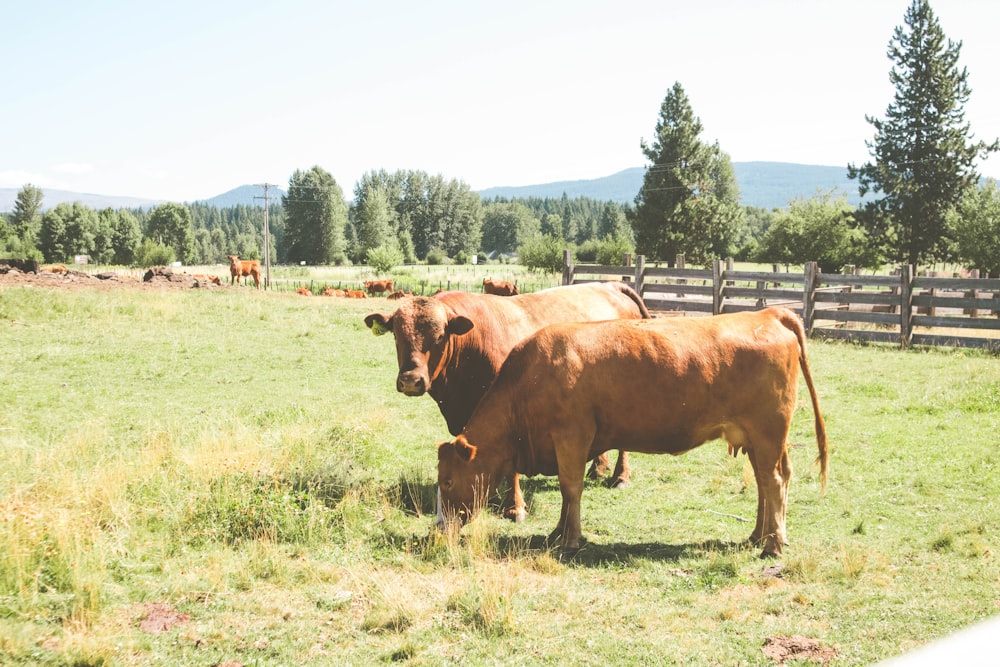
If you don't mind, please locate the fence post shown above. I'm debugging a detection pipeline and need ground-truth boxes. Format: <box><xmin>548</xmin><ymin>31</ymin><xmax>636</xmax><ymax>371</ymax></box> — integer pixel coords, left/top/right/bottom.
<box><xmin>712</xmin><ymin>259</ymin><xmax>723</xmax><ymax>315</ymax></box>
<box><xmin>562</xmin><ymin>249</ymin><xmax>573</xmax><ymax>286</ymax></box>
<box><xmin>900</xmin><ymin>265</ymin><xmax>913</xmax><ymax>347</ymax></box>
<box><xmin>634</xmin><ymin>255</ymin><xmax>645</xmax><ymax>298</ymax></box>
<box><xmin>803</xmin><ymin>261</ymin><xmax>818</xmax><ymax>333</ymax></box>
<box><xmin>676</xmin><ymin>253</ymin><xmax>686</xmax><ymax>297</ymax></box>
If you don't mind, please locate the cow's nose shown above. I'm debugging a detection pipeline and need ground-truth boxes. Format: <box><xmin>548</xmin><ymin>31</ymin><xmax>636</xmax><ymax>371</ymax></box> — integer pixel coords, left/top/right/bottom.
<box><xmin>397</xmin><ymin>372</ymin><xmax>426</xmax><ymax>396</ymax></box>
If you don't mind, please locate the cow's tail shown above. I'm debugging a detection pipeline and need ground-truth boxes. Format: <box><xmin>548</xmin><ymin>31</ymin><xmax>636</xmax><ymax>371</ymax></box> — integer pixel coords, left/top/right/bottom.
<box><xmin>778</xmin><ymin>309</ymin><xmax>828</xmax><ymax>490</ymax></box>
<box><xmin>612</xmin><ymin>282</ymin><xmax>651</xmax><ymax>319</ymax></box>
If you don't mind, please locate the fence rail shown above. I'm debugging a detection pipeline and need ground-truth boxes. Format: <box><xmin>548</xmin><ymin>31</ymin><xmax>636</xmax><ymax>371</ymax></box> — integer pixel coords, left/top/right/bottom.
<box><xmin>563</xmin><ymin>251</ymin><xmax>1000</xmax><ymax>351</ymax></box>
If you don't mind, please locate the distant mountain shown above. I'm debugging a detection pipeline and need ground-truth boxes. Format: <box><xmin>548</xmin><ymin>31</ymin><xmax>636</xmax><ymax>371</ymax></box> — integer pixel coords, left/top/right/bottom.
<box><xmin>1</xmin><ymin>162</ymin><xmax>864</xmax><ymax>213</ymax></box>
<box><xmin>0</xmin><ymin>188</ymin><xmax>165</xmax><ymax>213</ymax></box>
<box><xmin>478</xmin><ymin>162</ymin><xmax>861</xmax><ymax>210</ymax></box>
<box><xmin>194</xmin><ymin>185</ymin><xmax>286</xmax><ymax>208</ymax></box>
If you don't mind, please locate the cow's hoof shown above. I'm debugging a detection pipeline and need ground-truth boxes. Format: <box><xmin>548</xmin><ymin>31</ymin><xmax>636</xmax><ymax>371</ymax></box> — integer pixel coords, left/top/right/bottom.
<box><xmin>505</xmin><ymin>508</ymin><xmax>527</xmax><ymax>524</ymax></box>
<box><xmin>608</xmin><ymin>477</ymin><xmax>630</xmax><ymax>489</ymax></box>
<box><xmin>759</xmin><ymin>549</ymin><xmax>781</xmax><ymax>560</ymax></box>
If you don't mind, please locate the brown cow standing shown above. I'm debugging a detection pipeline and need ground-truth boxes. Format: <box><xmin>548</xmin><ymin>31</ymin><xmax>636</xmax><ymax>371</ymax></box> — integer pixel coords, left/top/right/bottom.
<box><xmin>364</xmin><ymin>279</ymin><xmax>394</xmax><ymax>295</ymax></box>
<box><xmin>437</xmin><ymin>307</ymin><xmax>828</xmax><ymax>558</ymax></box>
<box><xmin>227</xmin><ymin>255</ymin><xmax>261</xmax><ymax>289</ymax></box>
<box><xmin>364</xmin><ymin>281</ymin><xmax>649</xmax><ymax>522</ymax></box>
<box><xmin>482</xmin><ymin>277</ymin><xmax>519</xmax><ymax>296</ymax></box>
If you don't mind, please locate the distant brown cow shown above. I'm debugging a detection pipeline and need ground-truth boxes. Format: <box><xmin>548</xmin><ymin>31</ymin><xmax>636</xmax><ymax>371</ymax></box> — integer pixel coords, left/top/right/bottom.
<box><xmin>387</xmin><ymin>289</ymin><xmax>413</xmax><ymax>300</ymax></box>
<box><xmin>482</xmin><ymin>277</ymin><xmax>519</xmax><ymax>296</ymax></box>
<box><xmin>364</xmin><ymin>282</ymin><xmax>649</xmax><ymax>522</ymax></box>
<box><xmin>227</xmin><ymin>255</ymin><xmax>261</xmax><ymax>288</ymax></box>
<box><xmin>346</xmin><ymin>289</ymin><xmax>367</xmax><ymax>299</ymax></box>
<box><xmin>364</xmin><ymin>279</ymin><xmax>394</xmax><ymax>295</ymax></box>
<box><xmin>193</xmin><ymin>274</ymin><xmax>221</xmax><ymax>286</ymax></box>
<box><xmin>296</xmin><ymin>287</ymin><xmax>313</xmax><ymax>296</ymax></box>
<box><xmin>437</xmin><ymin>307</ymin><xmax>828</xmax><ymax>558</ymax></box>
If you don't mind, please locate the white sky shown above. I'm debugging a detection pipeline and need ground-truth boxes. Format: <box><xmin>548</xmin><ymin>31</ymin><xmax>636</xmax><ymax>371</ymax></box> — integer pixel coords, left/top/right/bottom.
<box><xmin>2</xmin><ymin>0</ymin><xmax>998</xmax><ymax>202</ymax></box>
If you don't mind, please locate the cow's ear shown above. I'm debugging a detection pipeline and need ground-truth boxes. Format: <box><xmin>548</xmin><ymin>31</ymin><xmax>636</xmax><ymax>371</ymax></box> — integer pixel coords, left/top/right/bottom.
<box><xmin>454</xmin><ymin>435</ymin><xmax>477</xmax><ymax>462</ymax></box>
<box><xmin>364</xmin><ymin>313</ymin><xmax>392</xmax><ymax>336</ymax></box>
<box><xmin>446</xmin><ymin>315</ymin><xmax>474</xmax><ymax>337</ymax></box>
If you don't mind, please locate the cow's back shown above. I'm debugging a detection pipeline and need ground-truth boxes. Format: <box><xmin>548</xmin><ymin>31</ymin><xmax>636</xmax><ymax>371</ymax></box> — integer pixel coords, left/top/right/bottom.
<box><xmin>432</xmin><ymin>282</ymin><xmax>648</xmax><ymax>432</ymax></box>
<box><xmin>472</xmin><ymin>309</ymin><xmax>803</xmax><ymax>463</ymax></box>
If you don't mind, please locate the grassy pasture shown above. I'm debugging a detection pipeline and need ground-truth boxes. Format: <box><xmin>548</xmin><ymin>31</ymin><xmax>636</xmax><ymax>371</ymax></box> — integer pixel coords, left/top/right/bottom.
<box><xmin>0</xmin><ymin>283</ymin><xmax>998</xmax><ymax>666</ymax></box>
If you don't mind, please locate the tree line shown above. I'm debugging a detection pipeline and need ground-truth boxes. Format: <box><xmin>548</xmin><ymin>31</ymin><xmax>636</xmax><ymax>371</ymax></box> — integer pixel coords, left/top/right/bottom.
<box><xmin>3</xmin><ymin>2</ymin><xmax>998</xmax><ymax>277</ymax></box>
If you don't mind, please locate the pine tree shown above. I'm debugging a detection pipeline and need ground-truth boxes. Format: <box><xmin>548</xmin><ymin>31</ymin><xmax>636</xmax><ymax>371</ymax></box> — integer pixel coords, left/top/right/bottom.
<box><xmin>282</xmin><ymin>166</ymin><xmax>348</xmax><ymax>265</ymax></box>
<box><xmin>848</xmin><ymin>0</ymin><xmax>998</xmax><ymax>267</ymax></box>
<box><xmin>629</xmin><ymin>82</ymin><xmax>743</xmax><ymax>266</ymax></box>
<box><xmin>12</xmin><ymin>184</ymin><xmax>43</xmax><ymax>245</ymax></box>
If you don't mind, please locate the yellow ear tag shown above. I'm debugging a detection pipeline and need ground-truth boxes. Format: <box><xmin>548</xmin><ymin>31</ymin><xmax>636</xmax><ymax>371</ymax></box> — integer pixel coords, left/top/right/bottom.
<box><xmin>371</xmin><ymin>320</ymin><xmax>390</xmax><ymax>336</ymax></box>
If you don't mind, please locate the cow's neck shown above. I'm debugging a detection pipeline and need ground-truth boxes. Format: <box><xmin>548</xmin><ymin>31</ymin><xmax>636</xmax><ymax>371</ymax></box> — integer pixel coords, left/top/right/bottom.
<box><xmin>429</xmin><ymin>333</ymin><xmax>500</xmax><ymax>436</ymax></box>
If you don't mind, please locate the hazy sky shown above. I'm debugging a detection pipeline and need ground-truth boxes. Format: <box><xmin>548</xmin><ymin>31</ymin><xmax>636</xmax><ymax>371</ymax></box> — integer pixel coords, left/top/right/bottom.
<box><xmin>3</xmin><ymin>0</ymin><xmax>999</xmax><ymax>202</ymax></box>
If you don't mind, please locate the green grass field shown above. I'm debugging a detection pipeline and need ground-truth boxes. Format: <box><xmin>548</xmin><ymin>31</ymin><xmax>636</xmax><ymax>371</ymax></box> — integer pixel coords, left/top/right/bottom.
<box><xmin>1</xmin><ymin>283</ymin><xmax>998</xmax><ymax>666</ymax></box>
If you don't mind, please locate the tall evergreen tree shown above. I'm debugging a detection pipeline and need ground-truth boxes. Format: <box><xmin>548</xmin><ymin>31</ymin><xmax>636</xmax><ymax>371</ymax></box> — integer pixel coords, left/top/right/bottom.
<box><xmin>11</xmin><ymin>184</ymin><xmax>44</xmax><ymax>245</ymax></box>
<box><xmin>628</xmin><ymin>82</ymin><xmax>744</xmax><ymax>266</ymax></box>
<box><xmin>282</xmin><ymin>166</ymin><xmax>348</xmax><ymax>265</ymax></box>
<box><xmin>353</xmin><ymin>186</ymin><xmax>396</xmax><ymax>260</ymax></box>
<box><xmin>110</xmin><ymin>209</ymin><xmax>141</xmax><ymax>265</ymax></box>
<box><xmin>848</xmin><ymin>0</ymin><xmax>998</xmax><ymax>267</ymax></box>
<box><xmin>38</xmin><ymin>203</ymin><xmax>69</xmax><ymax>262</ymax></box>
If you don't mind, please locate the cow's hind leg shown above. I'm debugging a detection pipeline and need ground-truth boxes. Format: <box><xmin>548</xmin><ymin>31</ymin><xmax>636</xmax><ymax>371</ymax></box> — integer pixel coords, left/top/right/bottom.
<box><xmin>608</xmin><ymin>450</ymin><xmax>630</xmax><ymax>488</ymax></box>
<box><xmin>551</xmin><ymin>448</ymin><xmax>591</xmax><ymax>552</ymax></box>
<box><xmin>586</xmin><ymin>452</ymin><xmax>611</xmax><ymax>480</ymax></box>
<box><xmin>585</xmin><ymin>450</ymin><xmax>630</xmax><ymax>488</ymax></box>
<box><xmin>746</xmin><ymin>436</ymin><xmax>791</xmax><ymax>558</ymax></box>
<box><xmin>504</xmin><ymin>473</ymin><xmax>527</xmax><ymax>523</ymax></box>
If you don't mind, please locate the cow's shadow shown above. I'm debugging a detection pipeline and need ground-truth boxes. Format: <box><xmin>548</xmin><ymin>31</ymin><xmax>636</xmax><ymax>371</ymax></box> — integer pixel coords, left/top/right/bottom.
<box><xmin>493</xmin><ymin>534</ymin><xmax>745</xmax><ymax>567</ymax></box>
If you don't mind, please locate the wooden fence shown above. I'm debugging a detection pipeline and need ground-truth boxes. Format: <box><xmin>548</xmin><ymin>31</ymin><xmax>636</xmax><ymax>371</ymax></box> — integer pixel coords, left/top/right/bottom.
<box><xmin>562</xmin><ymin>251</ymin><xmax>1000</xmax><ymax>351</ymax></box>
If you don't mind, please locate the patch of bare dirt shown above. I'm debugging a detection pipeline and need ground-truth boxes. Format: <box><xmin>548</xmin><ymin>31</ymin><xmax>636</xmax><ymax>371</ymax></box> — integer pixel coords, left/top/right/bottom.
<box><xmin>762</xmin><ymin>635</ymin><xmax>838</xmax><ymax>665</ymax></box>
<box><xmin>138</xmin><ymin>602</ymin><xmax>190</xmax><ymax>634</ymax></box>
<box><xmin>0</xmin><ymin>264</ymin><xmax>226</xmax><ymax>291</ymax></box>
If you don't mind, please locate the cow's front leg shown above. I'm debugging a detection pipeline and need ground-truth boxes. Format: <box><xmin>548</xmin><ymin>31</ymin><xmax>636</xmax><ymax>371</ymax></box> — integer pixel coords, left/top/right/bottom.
<box><xmin>504</xmin><ymin>473</ymin><xmax>527</xmax><ymax>523</ymax></box>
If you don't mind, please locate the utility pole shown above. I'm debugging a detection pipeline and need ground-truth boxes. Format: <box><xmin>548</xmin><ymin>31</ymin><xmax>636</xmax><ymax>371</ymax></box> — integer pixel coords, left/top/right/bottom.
<box><xmin>254</xmin><ymin>183</ymin><xmax>275</xmax><ymax>289</ymax></box>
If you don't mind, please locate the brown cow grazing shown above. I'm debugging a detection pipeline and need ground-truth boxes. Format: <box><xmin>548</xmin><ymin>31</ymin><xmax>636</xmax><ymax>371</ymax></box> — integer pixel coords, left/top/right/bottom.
<box><xmin>437</xmin><ymin>307</ymin><xmax>828</xmax><ymax>558</ymax></box>
<box><xmin>364</xmin><ymin>279</ymin><xmax>394</xmax><ymax>295</ymax></box>
<box><xmin>482</xmin><ymin>277</ymin><xmax>519</xmax><ymax>296</ymax></box>
<box><xmin>227</xmin><ymin>255</ymin><xmax>261</xmax><ymax>288</ymax></box>
<box><xmin>364</xmin><ymin>281</ymin><xmax>649</xmax><ymax>521</ymax></box>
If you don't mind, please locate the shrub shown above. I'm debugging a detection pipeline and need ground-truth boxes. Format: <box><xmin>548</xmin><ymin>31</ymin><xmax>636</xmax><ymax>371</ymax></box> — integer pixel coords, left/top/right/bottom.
<box><xmin>425</xmin><ymin>248</ymin><xmax>448</xmax><ymax>265</ymax></box>
<box><xmin>366</xmin><ymin>245</ymin><xmax>404</xmax><ymax>273</ymax></box>
<box><xmin>518</xmin><ymin>236</ymin><xmax>566</xmax><ymax>273</ymax></box>
<box><xmin>134</xmin><ymin>238</ymin><xmax>175</xmax><ymax>267</ymax></box>
<box><xmin>594</xmin><ymin>234</ymin><xmax>634</xmax><ymax>266</ymax></box>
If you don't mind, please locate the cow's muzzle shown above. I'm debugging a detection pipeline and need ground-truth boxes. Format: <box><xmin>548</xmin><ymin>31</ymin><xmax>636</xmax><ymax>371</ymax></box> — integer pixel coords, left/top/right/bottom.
<box><xmin>397</xmin><ymin>371</ymin><xmax>428</xmax><ymax>396</ymax></box>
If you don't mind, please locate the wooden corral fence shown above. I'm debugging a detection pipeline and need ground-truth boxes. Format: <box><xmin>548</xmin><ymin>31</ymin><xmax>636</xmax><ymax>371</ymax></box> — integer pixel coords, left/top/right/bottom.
<box><xmin>562</xmin><ymin>251</ymin><xmax>1000</xmax><ymax>351</ymax></box>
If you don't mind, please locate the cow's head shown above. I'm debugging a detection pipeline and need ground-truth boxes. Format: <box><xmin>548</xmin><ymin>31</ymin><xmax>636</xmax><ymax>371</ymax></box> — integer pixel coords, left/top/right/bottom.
<box><xmin>437</xmin><ymin>435</ymin><xmax>495</xmax><ymax>528</ymax></box>
<box><xmin>364</xmin><ymin>297</ymin><xmax>474</xmax><ymax>396</ymax></box>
